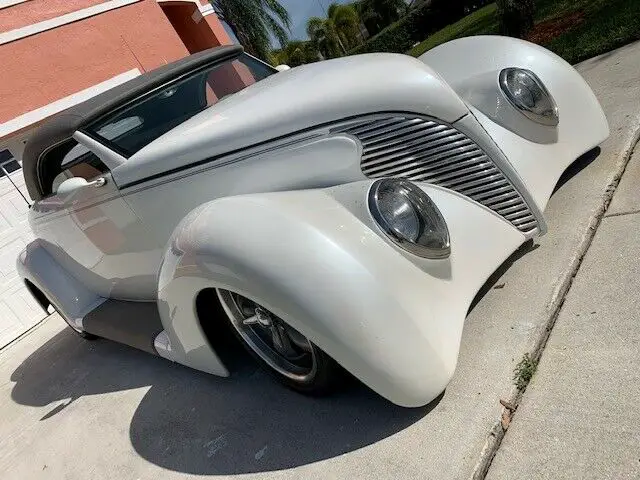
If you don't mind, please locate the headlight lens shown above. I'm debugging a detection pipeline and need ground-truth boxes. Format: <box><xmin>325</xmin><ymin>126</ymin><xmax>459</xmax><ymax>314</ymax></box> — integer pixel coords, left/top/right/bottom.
<box><xmin>368</xmin><ymin>179</ymin><xmax>450</xmax><ymax>259</ymax></box>
<box><xmin>499</xmin><ymin>68</ymin><xmax>559</xmax><ymax>126</ymax></box>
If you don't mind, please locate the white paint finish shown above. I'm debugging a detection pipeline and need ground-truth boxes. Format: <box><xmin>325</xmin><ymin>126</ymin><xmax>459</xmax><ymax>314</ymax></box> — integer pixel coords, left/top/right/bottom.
<box><xmin>0</xmin><ymin>0</ymin><xmax>28</xmax><ymax>11</ymax></box>
<box><xmin>447</xmin><ymin>68</ymin><xmax>559</xmax><ymax>144</ymax></box>
<box><xmin>29</xmin><ymin>172</ymin><xmax>161</xmax><ymax>300</ymax></box>
<box><xmin>119</xmin><ymin>135</ymin><xmax>365</xmax><ymax>296</ymax></box>
<box><xmin>115</xmin><ymin>53</ymin><xmax>468</xmax><ymax>187</ymax></box>
<box><xmin>0</xmin><ymin>39</ymin><xmax>634</xmax><ymax>478</ymax></box>
<box><xmin>158</xmin><ymin>181</ymin><xmax>525</xmax><ymax>406</ymax></box>
<box><xmin>420</xmin><ymin>35</ymin><xmax>609</xmax><ymax>211</ymax></box>
<box><xmin>16</xmin><ymin>241</ymin><xmax>105</xmax><ymax>329</ymax></box>
<box><xmin>0</xmin><ymin>0</ymin><xmax>142</xmax><ymax>45</ymax></box>
<box><xmin>16</xmin><ymin>38</ymin><xmax>608</xmax><ymax>405</ymax></box>
<box><xmin>0</xmin><ymin>166</ymin><xmax>44</xmax><ymax>347</ymax></box>
<box><xmin>153</xmin><ymin>330</ymin><xmax>174</xmax><ymax>361</ymax></box>
<box><xmin>30</xmin><ymin>136</ymin><xmax>363</xmax><ymax>306</ymax></box>
<box><xmin>0</xmin><ymin>69</ymin><xmax>141</xmax><ymax>139</ymax></box>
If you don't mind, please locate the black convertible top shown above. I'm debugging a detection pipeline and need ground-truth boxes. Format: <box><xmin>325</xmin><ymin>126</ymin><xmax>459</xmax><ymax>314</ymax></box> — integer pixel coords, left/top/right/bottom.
<box><xmin>22</xmin><ymin>44</ymin><xmax>243</xmax><ymax>201</ymax></box>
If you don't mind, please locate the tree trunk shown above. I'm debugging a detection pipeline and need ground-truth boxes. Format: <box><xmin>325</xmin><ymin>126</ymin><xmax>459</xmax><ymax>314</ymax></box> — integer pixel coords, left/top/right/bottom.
<box><xmin>496</xmin><ymin>0</ymin><xmax>535</xmax><ymax>38</ymax></box>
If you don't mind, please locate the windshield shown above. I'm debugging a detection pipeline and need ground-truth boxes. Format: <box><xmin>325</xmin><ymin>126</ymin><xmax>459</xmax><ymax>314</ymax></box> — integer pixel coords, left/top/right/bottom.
<box><xmin>86</xmin><ymin>53</ymin><xmax>276</xmax><ymax>157</ymax></box>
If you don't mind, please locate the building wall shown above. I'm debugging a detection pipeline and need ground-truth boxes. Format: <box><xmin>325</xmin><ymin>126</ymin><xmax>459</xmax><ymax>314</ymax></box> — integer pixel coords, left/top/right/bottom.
<box><xmin>0</xmin><ymin>0</ymin><xmax>190</xmax><ymax>125</ymax></box>
<box><xmin>161</xmin><ymin>2</ymin><xmax>230</xmax><ymax>54</ymax></box>
<box><xmin>0</xmin><ymin>0</ymin><xmax>107</xmax><ymax>32</ymax></box>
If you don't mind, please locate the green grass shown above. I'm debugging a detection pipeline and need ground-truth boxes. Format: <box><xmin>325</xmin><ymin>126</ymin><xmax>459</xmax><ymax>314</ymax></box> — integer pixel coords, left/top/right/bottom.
<box><xmin>542</xmin><ymin>0</ymin><xmax>640</xmax><ymax>64</ymax></box>
<box><xmin>409</xmin><ymin>0</ymin><xmax>640</xmax><ymax>64</ymax></box>
<box><xmin>408</xmin><ymin>4</ymin><xmax>498</xmax><ymax>57</ymax></box>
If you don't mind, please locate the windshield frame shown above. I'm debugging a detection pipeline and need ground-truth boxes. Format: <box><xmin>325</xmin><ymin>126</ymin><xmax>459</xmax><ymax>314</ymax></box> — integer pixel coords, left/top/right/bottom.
<box><xmin>82</xmin><ymin>52</ymin><xmax>277</xmax><ymax>159</ymax></box>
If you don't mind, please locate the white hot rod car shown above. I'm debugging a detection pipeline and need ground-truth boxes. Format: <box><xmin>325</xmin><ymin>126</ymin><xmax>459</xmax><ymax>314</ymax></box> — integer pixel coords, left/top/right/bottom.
<box><xmin>17</xmin><ymin>38</ymin><xmax>608</xmax><ymax>408</ymax></box>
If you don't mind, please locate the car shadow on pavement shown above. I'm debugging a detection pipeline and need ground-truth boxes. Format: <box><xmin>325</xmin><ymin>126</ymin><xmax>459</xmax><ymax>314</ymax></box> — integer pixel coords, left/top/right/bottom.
<box><xmin>10</xmin><ymin>326</ymin><xmax>436</xmax><ymax>475</ymax></box>
<box><xmin>552</xmin><ymin>147</ymin><xmax>601</xmax><ymax>195</ymax></box>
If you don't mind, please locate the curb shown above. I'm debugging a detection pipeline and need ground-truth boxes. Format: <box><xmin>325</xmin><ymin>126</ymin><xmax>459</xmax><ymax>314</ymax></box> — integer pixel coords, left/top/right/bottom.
<box><xmin>470</xmin><ymin>120</ymin><xmax>640</xmax><ymax>480</ymax></box>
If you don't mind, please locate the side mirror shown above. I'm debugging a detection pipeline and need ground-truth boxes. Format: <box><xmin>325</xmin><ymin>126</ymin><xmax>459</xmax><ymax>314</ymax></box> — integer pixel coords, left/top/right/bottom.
<box><xmin>275</xmin><ymin>64</ymin><xmax>291</xmax><ymax>72</ymax></box>
<box><xmin>56</xmin><ymin>177</ymin><xmax>89</xmax><ymax>195</ymax></box>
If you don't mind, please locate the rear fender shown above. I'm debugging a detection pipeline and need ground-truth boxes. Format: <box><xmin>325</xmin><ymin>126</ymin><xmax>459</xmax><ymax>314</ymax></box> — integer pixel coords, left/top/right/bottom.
<box><xmin>17</xmin><ymin>241</ymin><xmax>105</xmax><ymax>330</ymax></box>
<box><xmin>421</xmin><ymin>36</ymin><xmax>609</xmax><ymax>211</ymax></box>
<box><xmin>158</xmin><ymin>181</ymin><xmax>526</xmax><ymax>407</ymax></box>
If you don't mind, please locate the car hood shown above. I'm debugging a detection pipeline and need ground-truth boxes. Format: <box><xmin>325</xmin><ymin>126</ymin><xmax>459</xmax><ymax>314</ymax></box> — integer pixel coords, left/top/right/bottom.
<box><xmin>117</xmin><ymin>53</ymin><xmax>468</xmax><ymax>187</ymax></box>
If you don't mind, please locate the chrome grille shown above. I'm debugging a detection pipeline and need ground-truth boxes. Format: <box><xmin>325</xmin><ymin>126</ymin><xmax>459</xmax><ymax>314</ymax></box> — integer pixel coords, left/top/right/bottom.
<box><xmin>333</xmin><ymin>115</ymin><xmax>538</xmax><ymax>233</ymax></box>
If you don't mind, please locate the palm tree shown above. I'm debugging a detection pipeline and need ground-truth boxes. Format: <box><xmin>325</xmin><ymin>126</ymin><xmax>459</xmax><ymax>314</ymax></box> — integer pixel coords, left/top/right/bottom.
<box><xmin>355</xmin><ymin>0</ymin><xmax>407</xmax><ymax>36</ymax></box>
<box><xmin>211</xmin><ymin>0</ymin><xmax>291</xmax><ymax>60</ymax></box>
<box><xmin>328</xmin><ymin>3</ymin><xmax>361</xmax><ymax>50</ymax></box>
<box><xmin>273</xmin><ymin>41</ymin><xmax>320</xmax><ymax>67</ymax></box>
<box><xmin>306</xmin><ymin>3</ymin><xmax>361</xmax><ymax>59</ymax></box>
<box><xmin>307</xmin><ymin>16</ymin><xmax>340</xmax><ymax>59</ymax></box>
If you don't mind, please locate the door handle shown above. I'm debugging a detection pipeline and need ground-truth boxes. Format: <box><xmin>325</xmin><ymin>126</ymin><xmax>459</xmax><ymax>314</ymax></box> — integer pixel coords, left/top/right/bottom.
<box><xmin>88</xmin><ymin>177</ymin><xmax>107</xmax><ymax>188</ymax></box>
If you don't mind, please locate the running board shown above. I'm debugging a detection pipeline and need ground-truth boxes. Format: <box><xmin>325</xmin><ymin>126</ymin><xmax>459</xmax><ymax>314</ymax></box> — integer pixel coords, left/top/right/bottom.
<box><xmin>82</xmin><ymin>299</ymin><xmax>164</xmax><ymax>355</ymax></box>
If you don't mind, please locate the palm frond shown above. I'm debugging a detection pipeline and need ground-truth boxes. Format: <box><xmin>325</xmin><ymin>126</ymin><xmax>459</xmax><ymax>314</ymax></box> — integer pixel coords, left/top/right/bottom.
<box><xmin>211</xmin><ymin>0</ymin><xmax>290</xmax><ymax>60</ymax></box>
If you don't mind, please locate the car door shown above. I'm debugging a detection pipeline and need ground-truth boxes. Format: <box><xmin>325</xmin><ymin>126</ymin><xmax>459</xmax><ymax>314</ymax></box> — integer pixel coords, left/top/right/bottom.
<box><xmin>30</xmin><ymin>138</ymin><xmax>161</xmax><ymax>301</ymax></box>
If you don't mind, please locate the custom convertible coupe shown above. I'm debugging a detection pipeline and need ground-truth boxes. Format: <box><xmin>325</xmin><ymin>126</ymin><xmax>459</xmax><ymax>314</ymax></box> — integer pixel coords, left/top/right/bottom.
<box><xmin>17</xmin><ymin>38</ymin><xmax>608</xmax><ymax>407</ymax></box>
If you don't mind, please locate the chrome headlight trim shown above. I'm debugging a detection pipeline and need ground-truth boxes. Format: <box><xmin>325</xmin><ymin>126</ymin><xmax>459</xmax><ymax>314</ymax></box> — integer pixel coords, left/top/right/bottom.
<box><xmin>368</xmin><ymin>179</ymin><xmax>451</xmax><ymax>259</ymax></box>
<box><xmin>499</xmin><ymin>68</ymin><xmax>559</xmax><ymax>127</ymax></box>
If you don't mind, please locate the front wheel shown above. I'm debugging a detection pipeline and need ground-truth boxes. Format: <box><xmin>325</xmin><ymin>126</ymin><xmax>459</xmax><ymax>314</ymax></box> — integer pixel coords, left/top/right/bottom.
<box><xmin>216</xmin><ymin>289</ymin><xmax>340</xmax><ymax>394</ymax></box>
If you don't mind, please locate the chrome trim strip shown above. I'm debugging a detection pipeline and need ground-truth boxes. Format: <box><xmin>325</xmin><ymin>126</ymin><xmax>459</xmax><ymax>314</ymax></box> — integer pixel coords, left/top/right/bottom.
<box><xmin>112</xmin><ymin>111</ymin><xmax>542</xmax><ymax>235</ymax></box>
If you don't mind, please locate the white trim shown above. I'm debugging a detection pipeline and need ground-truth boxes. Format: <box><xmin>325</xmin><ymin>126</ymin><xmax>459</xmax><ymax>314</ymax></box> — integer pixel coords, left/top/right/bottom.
<box><xmin>0</xmin><ymin>0</ymin><xmax>143</xmax><ymax>45</ymax></box>
<box><xmin>191</xmin><ymin>2</ymin><xmax>214</xmax><ymax>22</ymax></box>
<box><xmin>199</xmin><ymin>3</ymin><xmax>214</xmax><ymax>15</ymax></box>
<box><xmin>155</xmin><ymin>0</ymin><xmax>215</xmax><ymax>22</ymax></box>
<box><xmin>0</xmin><ymin>0</ymin><xmax>29</xmax><ymax>10</ymax></box>
<box><xmin>156</xmin><ymin>0</ymin><xmax>215</xmax><ymax>11</ymax></box>
<box><xmin>0</xmin><ymin>69</ymin><xmax>141</xmax><ymax>139</ymax></box>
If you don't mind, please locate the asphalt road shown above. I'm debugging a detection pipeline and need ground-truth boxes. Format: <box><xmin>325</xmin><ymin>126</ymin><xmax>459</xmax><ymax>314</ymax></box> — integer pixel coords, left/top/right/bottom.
<box><xmin>1</xmin><ymin>41</ymin><xmax>639</xmax><ymax>480</ymax></box>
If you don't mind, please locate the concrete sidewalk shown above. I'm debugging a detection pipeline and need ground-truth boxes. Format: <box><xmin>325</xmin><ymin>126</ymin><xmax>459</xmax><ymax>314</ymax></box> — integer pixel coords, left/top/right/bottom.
<box><xmin>0</xmin><ymin>42</ymin><xmax>639</xmax><ymax>480</ymax></box>
<box><xmin>486</xmin><ymin>147</ymin><xmax>640</xmax><ymax>480</ymax></box>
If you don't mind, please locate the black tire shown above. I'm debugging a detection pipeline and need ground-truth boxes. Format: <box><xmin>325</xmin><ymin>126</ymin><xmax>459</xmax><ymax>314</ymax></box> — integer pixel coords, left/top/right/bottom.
<box><xmin>216</xmin><ymin>289</ymin><xmax>342</xmax><ymax>395</ymax></box>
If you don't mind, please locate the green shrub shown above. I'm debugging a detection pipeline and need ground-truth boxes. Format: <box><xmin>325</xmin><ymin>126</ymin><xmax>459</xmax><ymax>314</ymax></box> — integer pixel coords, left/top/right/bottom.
<box><xmin>349</xmin><ymin>0</ymin><xmax>469</xmax><ymax>55</ymax></box>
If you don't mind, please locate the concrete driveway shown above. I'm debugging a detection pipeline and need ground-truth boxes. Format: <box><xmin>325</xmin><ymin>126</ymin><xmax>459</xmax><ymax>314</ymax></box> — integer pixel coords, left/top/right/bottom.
<box><xmin>1</xmin><ymin>41</ymin><xmax>639</xmax><ymax>480</ymax></box>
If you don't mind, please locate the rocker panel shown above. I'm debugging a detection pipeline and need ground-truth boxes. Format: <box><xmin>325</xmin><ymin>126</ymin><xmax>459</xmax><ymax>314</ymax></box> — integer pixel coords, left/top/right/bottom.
<box><xmin>83</xmin><ymin>299</ymin><xmax>163</xmax><ymax>355</ymax></box>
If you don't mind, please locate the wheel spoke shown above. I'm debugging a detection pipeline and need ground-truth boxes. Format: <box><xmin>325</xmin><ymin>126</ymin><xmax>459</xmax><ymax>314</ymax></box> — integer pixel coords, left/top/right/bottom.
<box><xmin>218</xmin><ymin>289</ymin><xmax>317</xmax><ymax>381</ymax></box>
<box><xmin>270</xmin><ymin>321</ymin><xmax>298</xmax><ymax>358</ymax></box>
<box><xmin>242</xmin><ymin>315</ymin><xmax>258</xmax><ymax>326</ymax></box>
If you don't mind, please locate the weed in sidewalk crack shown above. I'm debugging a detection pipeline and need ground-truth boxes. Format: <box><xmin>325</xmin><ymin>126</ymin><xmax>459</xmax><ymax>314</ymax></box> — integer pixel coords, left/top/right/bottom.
<box><xmin>513</xmin><ymin>353</ymin><xmax>537</xmax><ymax>391</ymax></box>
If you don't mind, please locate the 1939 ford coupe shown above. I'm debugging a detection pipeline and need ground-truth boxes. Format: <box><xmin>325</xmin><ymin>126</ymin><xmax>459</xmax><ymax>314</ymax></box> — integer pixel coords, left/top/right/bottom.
<box><xmin>17</xmin><ymin>37</ymin><xmax>608</xmax><ymax>407</ymax></box>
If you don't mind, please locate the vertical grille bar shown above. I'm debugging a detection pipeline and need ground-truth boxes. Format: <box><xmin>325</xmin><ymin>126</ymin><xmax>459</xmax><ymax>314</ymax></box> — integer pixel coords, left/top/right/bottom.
<box><xmin>333</xmin><ymin>115</ymin><xmax>538</xmax><ymax>234</ymax></box>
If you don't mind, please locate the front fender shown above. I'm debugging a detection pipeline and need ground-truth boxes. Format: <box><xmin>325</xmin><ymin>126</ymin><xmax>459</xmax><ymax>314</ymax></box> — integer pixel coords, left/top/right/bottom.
<box><xmin>158</xmin><ymin>182</ymin><xmax>525</xmax><ymax>407</ymax></box>
<box><xmin>421</xmin><ymin>36</ymin><xmax>609</xmax><ymax>212</ymax></box>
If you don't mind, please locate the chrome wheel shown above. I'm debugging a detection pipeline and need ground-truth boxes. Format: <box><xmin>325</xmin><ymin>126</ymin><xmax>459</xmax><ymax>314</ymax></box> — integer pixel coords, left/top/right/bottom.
<box><xmin>217</xmin><ymin>290</ymin><xmax>317</xmax><ymax>383</ymax></box>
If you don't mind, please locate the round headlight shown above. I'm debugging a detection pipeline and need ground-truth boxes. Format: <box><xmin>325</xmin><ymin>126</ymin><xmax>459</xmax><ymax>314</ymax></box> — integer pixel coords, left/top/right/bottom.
<box><xmin>499</xmin><ymin>68</ymin><xmax>559</xmax><ymax>126</ymax></box>
<box><xmin>368</xmin><ymin>179</ymin><xmax>450</xmax><ymax>259</ymax></box>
